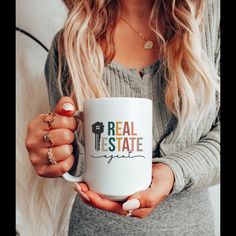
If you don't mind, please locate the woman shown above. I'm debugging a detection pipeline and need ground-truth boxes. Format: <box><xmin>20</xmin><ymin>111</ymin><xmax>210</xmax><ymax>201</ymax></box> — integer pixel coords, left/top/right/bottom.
<box><xmin>25</xmin><ymin>0</ymin><xmax>220</xmax><ymax>235</ymax></box>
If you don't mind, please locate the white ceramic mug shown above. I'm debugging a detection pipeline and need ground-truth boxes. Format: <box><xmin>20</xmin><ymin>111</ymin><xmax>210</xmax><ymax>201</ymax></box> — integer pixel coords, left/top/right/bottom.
<box><xmin>63</xmin><ymin>97</ymin><xmax>152</xmax><ymax>201</ymax></box>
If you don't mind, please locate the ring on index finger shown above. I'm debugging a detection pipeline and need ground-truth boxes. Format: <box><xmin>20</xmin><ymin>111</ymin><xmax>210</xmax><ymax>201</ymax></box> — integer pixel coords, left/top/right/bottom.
<box><xmin>44</xmin><ymin>112</ymin><xmax>56</xmax><ymax>130</ymax></box>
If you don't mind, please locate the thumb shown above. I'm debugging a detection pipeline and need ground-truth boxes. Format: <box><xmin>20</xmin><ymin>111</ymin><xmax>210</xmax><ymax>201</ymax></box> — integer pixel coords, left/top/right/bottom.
<box><xmin>122</xmin><ymin>182</ymin><xmax>165</xmax><ymax>211</ymax></box>
<box><xmin>122</xmin><ymin>190</ymin><xmax>145</xmax><ymax>211</ymax></box>
<box><xmin>54</xmin><ymin>96</ymin><xmax>76</xmax><ymax>116</ymax></box>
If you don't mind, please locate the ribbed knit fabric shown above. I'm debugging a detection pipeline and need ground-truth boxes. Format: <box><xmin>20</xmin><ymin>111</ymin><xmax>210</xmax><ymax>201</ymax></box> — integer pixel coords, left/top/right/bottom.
<box><xmin>44</xmin><ymin>0</ymin><xmax>220</xmax><ymax>235</ymax></box>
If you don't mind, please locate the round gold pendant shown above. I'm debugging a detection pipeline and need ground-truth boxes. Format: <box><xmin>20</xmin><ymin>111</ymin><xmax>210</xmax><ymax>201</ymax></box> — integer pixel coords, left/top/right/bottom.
<box><xmin>144</xmin><ymin>40</ymin><xmax>153</xmax><ymax>49</ymax></box>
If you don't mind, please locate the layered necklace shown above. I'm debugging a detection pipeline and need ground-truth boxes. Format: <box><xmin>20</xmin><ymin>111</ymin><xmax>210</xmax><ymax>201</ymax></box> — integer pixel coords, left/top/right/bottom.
<box><xmin>120</xmin><ymin>16</ymin><xmax>154</xmax><ymax>50</ymax></box>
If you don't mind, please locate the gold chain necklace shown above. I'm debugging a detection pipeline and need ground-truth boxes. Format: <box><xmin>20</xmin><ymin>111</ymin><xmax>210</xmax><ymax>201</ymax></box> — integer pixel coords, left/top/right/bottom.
<box><xmin>120</xmin><ymin>16</ymin><xmax>154</xmax><ymax>50</ymax></box>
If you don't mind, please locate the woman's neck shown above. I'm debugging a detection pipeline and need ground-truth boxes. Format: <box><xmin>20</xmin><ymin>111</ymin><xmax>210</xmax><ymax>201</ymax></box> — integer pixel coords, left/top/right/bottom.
<box><xmin>112</xmin><ymin>0</ymin><xmax>160</xmax><ymax>71</ymax></box>
<box><xmin>120</xmin><ymin>0</ymin><xmax>154</xmax><ymax>20</ymax></box>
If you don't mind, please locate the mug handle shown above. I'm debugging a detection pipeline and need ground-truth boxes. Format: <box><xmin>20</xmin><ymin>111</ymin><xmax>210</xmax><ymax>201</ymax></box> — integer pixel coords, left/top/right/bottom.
<box><xmin>62</xmin><ymin>110</ymin><xmax>85</xmax><ymax>183</ymax></box>
<box><xmin>62</xmin><ymin>172</ymin><xmax>85</xmax><ymax>182</ymax></box>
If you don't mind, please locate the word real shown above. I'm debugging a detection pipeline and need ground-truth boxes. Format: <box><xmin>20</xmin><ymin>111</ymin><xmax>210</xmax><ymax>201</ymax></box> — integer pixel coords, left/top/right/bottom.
<box><xmin>91</xmin><ymin>121</ymin><xmax>143</xmax><ymax>152</ymax></box>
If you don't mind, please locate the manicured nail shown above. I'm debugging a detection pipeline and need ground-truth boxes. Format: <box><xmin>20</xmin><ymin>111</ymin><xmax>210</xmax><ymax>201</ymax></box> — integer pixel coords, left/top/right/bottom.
<box><xmin>72</xmin><ymin>183</ymin><xmax>81</xmax><ymax>192</ymax></box>
<box><xmin>80</xmin><ymin>191</ymin><xmax>90</xmax><ymax>202</ymax></box>
<box><xmin>122</xmin><ymin>199</ymin><xmax>140</xmax><ymax>211</ymax></box>
<box><xmin>63</xmin><ymin>103</ymin><xmax>74</xmax><ymax>111</ymax></box>
<box><xmin>72</xmin><ymin>183</ymin><xmax>90</xmax><ymax>202</ymax></box>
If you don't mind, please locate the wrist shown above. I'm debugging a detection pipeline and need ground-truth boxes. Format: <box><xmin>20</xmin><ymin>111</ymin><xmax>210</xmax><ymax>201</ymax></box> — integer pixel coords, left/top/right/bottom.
<box><xmin>152</xmin><ymin>163</ymin><xmax>175</xmax><ymax>195</ymax></box>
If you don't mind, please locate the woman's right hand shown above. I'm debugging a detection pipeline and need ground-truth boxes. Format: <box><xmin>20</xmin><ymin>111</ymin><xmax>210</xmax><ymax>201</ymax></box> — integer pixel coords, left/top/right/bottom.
<box><xmin>25</xmin><ymin>97</ymin><xmax>78</xmax><ymax>178</ymax></box>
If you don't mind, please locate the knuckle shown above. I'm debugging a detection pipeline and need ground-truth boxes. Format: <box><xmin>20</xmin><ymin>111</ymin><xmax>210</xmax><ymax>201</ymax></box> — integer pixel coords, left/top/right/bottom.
<box><xmin>37</xmin><ymin>166</ymin><xmax>47</xmax><ymax>177</ymax></box>
<box><xmin>25</xmin><ymin>138</ymin><xmax>37</xmax><ymax>150</ymax></box>
<box><xmin>145</xmin><ymin>197</ymin><xmax>156</xmax><ymax>208</ymax></box>
<box><xmin>29</xmin><ymin>155</ymin><xmax>38</xmax><ymax>166</ymax></box>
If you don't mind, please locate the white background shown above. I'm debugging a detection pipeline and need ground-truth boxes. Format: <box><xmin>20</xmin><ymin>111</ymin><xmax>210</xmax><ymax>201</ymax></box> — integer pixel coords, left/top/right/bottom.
<box><xmin>16</xmin><ymin>0</ymin><xmax>220</xmax><ymax>235</ymax></box>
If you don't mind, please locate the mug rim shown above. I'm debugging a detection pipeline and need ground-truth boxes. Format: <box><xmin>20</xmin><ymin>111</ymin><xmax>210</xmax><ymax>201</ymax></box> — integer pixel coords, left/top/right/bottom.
<box><xmin>84</xmin><ymin>97</ymin><xmax>152</xmax><ymax>103</ymax></box>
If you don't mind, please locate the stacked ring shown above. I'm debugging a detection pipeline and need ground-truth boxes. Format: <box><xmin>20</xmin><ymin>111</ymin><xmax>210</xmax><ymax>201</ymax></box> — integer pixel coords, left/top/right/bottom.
<box><xmin>48</xmin><ymin>147</ymin><xmax>57</xmax><ymax>165</ymax></box>
<box><xmin>44</xmin><ymin>112</ymin><xmax>56</xmax><ymax>130</ymax></box>
<box><xmin>43</xmin><ymin>112</ymin><xmax>57</xmax><ymax>165</ymax></box>
<box><xmin>43</xmin><ymin>132</ymin><xmax>55</xmax><ymax>147</ymax></box>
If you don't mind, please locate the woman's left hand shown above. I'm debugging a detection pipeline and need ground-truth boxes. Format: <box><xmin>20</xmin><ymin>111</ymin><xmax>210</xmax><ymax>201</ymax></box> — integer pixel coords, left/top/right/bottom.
<box><xmin>73</xmin><ymin>163</ymin><xmax>174</xmax><ymax>218</ymax></box>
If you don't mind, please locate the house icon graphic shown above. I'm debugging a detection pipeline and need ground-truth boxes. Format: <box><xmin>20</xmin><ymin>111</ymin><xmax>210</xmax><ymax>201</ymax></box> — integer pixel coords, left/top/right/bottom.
<box><xmin>92</xmin><ymin>122</ymin><xmax>104</xmax><ymax>151</ymax></box>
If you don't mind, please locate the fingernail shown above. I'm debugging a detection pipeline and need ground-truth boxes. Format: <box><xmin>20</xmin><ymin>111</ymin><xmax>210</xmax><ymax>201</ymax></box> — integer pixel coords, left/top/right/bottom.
<box><xmin>72</xmin><ymin>183</ymin><xmax>90</xmax><ymax>202</ymax></box>
<box><xmin>72</xmin><ymin>183</ymin><xmax>81</xmax><ymax>192</ymax></box>
<box><xmin>122</xmin><ymin>199</ymin><xmax>140</xmax><ymax>211</ymax></box>
<box><xmin>80</xmin><ymin>192</ymin><xmax>90</xmax><ymax>202</ymax></box>
<box><xmin>63</xmin><ymin>103</ymin><xmax>74</xmax><ymax>111</ymax></box>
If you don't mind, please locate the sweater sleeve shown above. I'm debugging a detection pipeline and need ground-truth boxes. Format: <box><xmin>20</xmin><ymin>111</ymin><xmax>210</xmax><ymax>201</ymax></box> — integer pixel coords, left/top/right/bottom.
<box><xmin>44</xmin><ymin>31</ymin><xmax>69</xmax><ymax>110</ymax></box>
<box><xmin>153</xmin><ymin>0</ymin><xmax>220</xmax><ymax>194</ymax></box>
<box><xmin>152</xmin><ymin>115</ymin><xmax>220</xmax><ymax>194</ymax></box>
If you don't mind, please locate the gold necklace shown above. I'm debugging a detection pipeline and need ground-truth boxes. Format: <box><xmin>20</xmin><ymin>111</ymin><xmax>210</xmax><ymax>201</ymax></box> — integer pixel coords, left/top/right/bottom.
<box><xmin>120</xmin><ymin>16</ymin><xmax>154</xmax><ymax>50</ymax></box>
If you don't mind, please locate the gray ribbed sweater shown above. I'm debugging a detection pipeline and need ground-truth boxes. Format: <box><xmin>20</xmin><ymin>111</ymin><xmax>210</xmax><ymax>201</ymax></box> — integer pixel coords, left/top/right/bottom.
<box><xmin>44</xmin><ymin>0</ymin><xmax>220</xmax><ymax>235</ymax></box>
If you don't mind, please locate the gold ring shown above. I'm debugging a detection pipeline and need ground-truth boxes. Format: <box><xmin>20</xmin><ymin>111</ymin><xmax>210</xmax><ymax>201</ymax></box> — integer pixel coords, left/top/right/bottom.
<box><xmin>44</xmin><ymin>113</ymin><xmax>56</xmax><ymax>130</ymax></box>
<box><xmin>43</xmin><ymin>132</ymin><xmax>55</xmax><ymax>147</ymax></box>
<box><xmin>126</xmin><ymin>210</ymin><xmax>133</xmax><ymax>217</ymax></box>
<box><xmin>48</xmin><ymin>147</ymin><xmax>57</xmax><ymax>165</ymax></box>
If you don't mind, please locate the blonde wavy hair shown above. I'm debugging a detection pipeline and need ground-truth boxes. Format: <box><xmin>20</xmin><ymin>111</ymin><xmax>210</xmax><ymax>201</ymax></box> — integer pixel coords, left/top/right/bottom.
<box><xmin>59</xmin><ymin>0</ymin><xmax>219</xmax><ymax>133</ymax></box>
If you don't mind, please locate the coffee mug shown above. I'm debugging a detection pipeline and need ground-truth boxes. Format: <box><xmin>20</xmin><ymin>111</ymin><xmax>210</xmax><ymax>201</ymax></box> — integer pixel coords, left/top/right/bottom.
<box><xmin>63</xmin><ymin>97</ymin><xmax>152</xmax><ymax>201</ymax></box>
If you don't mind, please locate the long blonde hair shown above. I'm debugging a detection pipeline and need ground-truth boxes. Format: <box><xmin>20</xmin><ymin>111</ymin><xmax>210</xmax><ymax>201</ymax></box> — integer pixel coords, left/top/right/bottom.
<box><xmin>59</xmin><ymin>0</ymin><xmax>219</xmax><ymax>132</ymax></box>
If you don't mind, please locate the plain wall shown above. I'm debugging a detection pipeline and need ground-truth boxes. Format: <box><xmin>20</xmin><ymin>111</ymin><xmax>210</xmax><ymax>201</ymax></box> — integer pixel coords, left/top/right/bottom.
<box><xmin>16</xmin><ymin>0</ymin><xmax>220</xmax><ymax>235</ymax></box>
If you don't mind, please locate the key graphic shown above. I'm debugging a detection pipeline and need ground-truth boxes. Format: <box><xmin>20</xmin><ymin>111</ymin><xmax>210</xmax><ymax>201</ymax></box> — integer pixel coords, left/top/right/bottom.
<box><xmin>92</xmin><ymin>122</ymin><xmax>104</xmax><ymax>151</ymax></box>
